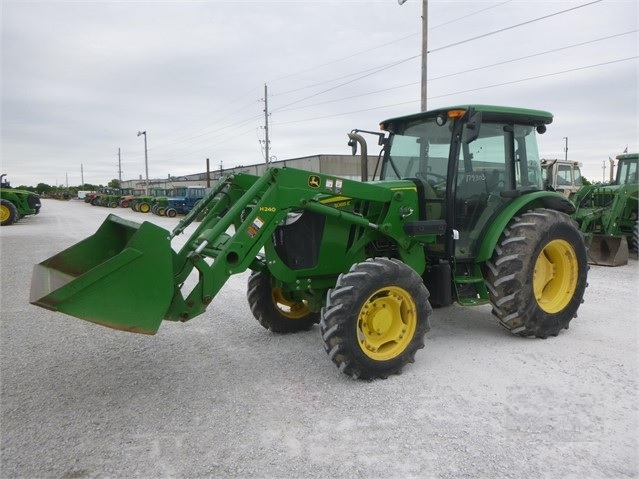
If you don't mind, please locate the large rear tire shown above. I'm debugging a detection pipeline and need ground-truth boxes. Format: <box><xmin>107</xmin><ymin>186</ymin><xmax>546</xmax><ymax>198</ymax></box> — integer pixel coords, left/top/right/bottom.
<box><xmin>484</xmin><ymin>209</ymin><xmax>588</xmax><ymax>338</ymax></box>
<box><xmin>0</xmin><ymin>200</ymin><xmax>19</xmax><ymax>226</ymax></box>
<box><xmin>247</xmin><ymin>271</ymin><xmax>320</xmax><ymax>333</ymax></box>
<box><xmin>320</xmin><ymin>258</ymin><xmax>431</xmax><ymax>379</ymax></box>
<box><xmin>632</xmin><ymin>220</ymin><xmax>638</xmax><ymax>253</ymax></box>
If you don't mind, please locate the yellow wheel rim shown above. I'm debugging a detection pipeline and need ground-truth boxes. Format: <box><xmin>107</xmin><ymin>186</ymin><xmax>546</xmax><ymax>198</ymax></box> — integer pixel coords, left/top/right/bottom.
<box><xmin>0</xmin><ymin>205</ymin><xmax>9</xmax><ymax>223</ymax></box>
<box><xmin>139</xmin><ymin>203</ymin><xmax>150</xmax><ymax>213</ymax></box>
<box><xmin>533</xmin><ymin>239</ymin><xmax>578</xmax><ymax>313</ymax></box>
<box><xmin>357</xmin><ymin>286</ymin><xmax>417</xmax><ymax>361</ymax></box>
<box><xmin>271</xmin><ymin>288</ymin><xmax>310</xmax><ymax>319</ymax></box>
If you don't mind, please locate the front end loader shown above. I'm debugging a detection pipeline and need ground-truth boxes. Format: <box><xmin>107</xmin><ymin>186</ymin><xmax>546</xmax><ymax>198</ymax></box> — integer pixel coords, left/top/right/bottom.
<box><xmin>31</xmin><ymin>105</ymin><xmax>589</xmax><ymax>379</ymax></box>
<box><xmin>572</xmin><ymin>153</ymin><xmax>638</xmax><ymax>266</ymax></box>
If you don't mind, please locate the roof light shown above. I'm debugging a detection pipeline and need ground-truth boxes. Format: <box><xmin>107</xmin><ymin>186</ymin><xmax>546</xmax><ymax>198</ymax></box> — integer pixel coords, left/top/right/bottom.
<box><xmin>447</xmin><ymin>109</ymin><xmax>466</xmax><ymax>119</ymax></box>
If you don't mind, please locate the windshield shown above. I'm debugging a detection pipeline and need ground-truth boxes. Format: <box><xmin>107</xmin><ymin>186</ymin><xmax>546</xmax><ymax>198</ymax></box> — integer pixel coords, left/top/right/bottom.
<box><xmin>382</xmin><ymin>117</ymin><xmax>453</xmax><ymax>181</ymax></box>
<box><xmin>617</xmin><ymin>159</ymin><xmax>638</xmax><ymax>185</ymax></box>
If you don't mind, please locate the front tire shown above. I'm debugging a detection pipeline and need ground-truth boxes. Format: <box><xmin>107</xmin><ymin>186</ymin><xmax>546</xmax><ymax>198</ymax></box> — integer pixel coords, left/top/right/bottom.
<box><xmin>0</xmin><ymin>200</ymin><xmax>19</xmax><ymax>226</ymax></box>
<box><xmin>247</xmin><ymin>271</ymin><xmax>320</xmax><ymax>333</ymax></box>
<box><xmin>320</xmin><ymin>258</ymin><xmax>431</xmax><ymax>379</ymax></box>
<box><xmin>484</xmin><ymin>209</ymin><xmax>588</xmax><ymax>338</ymax></box>
<box><xmin>139</xmin><ymin>202</ymin><xmax>151</xmax><ymax>213</ymax></box>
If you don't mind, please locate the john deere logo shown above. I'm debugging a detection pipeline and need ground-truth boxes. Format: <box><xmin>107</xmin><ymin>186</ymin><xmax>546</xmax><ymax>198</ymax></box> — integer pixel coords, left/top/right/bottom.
<box><xmin>308</xmin><ymin>175</ymin><xmax>321</xmax><ymax>188</ymax></box>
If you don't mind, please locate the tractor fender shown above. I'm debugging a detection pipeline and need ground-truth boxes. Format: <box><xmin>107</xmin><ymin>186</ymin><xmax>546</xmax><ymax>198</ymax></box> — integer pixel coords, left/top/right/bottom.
<box><xmin>475</xmin><ymin>191</ymin><xmax>575</xmax><ymax>263</ymax></box>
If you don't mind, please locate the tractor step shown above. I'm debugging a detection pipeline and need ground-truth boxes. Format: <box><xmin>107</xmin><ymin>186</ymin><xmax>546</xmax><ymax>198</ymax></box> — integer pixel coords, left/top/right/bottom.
<box><xmin>453</xmin><ymin>264</ymin><xmax>489</xmax><ymax>306</ymax></box>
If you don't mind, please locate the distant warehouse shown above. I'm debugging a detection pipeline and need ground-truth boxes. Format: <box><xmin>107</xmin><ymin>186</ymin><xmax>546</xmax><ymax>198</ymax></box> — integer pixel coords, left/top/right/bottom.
<box><xmin>120</xmin><ymin>154</ymin><xmax>378</xmax><ymax>191</ymax></box>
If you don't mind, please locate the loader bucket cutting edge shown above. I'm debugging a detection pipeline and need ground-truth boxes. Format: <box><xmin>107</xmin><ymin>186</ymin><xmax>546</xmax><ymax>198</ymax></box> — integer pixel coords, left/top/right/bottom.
<box><xmin>30</xmin><ymin>214</ymin><xmax>175</xmax><ymax>334</ymax></box>
<box><xmin>587</xmin><ymin>235</ymin><xmax>629</xmax><ymax>266</ymax></box>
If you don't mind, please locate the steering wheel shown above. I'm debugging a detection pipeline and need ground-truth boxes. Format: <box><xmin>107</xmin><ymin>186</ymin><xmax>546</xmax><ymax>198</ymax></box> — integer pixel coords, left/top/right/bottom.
<box><xmin>416</xmin><ymin>171</ymin><xmax>447</xmax><ymax>186</ymax></box>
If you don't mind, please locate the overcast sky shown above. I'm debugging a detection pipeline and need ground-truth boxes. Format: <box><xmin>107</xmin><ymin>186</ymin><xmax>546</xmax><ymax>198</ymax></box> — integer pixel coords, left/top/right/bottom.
<box><xmin>1</xmin><ymin>0</ymin><xmax>637</xmax><ymax>187</ymax></box>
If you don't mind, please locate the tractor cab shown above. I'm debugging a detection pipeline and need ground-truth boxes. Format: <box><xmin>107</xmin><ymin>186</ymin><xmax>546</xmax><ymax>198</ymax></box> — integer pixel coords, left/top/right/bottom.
<box><xmin>377</xmin><ymin>106</ymin><xmax>554</xmax><ymax>261</ymax></box>
<box><xmin>359</xmin><ymin>105</ymin><xmax>575</xmax><ymax>307</ymax></box>
<box><xmin>615</xmin><ymin>153</ymin><xmax>638</xmax><ymax>186</ymax></box>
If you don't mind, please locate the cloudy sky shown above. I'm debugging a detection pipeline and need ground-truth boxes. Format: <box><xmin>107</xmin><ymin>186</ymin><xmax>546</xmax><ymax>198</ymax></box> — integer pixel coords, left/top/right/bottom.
<box><xmin>1</xmin><ymin>0</ymin><xmax>637</xmax><ymax>187</ymax></box>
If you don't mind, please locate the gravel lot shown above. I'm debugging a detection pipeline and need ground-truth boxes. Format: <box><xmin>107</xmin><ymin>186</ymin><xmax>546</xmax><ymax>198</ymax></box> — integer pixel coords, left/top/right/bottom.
<box><xmin>1</xmin><ymin>199</ymin><xmax>637</xmax><ymax>479</ymax></box>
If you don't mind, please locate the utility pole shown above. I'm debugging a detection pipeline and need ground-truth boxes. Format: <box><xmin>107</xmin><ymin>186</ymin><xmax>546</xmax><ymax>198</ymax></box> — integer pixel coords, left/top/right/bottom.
<box><xmin>263</xmin><ymin>83</ymin><xmax>270</xmax><ymax>165</ymax></box>
<box><xmin>420</xmin><ymin>0</ymin><xmax>428</xmax><ymax>111</ymax></box>
<box><xmin>137</xmin><ymin>131</ymin><xmax>149</xmax><ymax>195</ymax></box>
<box><xmin>609</xmin><ymin>157</ymin><xmax>615</xmax><ymax>183</ymax></box>
<box><xmin>118</xmin><ymin>148</ymin><xmax>122</xmax><ymax>185</ymax></box>
<box><xmin>563</xmin><ymin>137</ymin><xmax>568</xmax><ymax>161</ymax></box>
<box><xmin>399</xmin><ymin>0</ymin><xmax>428</xmax><ymax>111</ymax></box>
<box><xmin>80</xmin><ymin>164</ymin><xmax>84</xmax><ymax>187</ymax></box>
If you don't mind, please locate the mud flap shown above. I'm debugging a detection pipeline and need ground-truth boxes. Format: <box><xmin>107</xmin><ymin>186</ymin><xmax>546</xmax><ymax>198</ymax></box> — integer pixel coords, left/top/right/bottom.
<box><xmin>587</xmin><ymin>235</ymin><xmax>628</xmax><ymax>266</ymax></box>
<box><xmin>30</xmin><ymin>215</ymin><xmax>175</xmax><ymax>334</ymax></box>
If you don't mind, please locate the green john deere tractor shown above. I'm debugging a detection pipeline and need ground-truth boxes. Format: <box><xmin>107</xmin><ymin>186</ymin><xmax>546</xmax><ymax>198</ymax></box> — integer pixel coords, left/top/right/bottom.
<box><xmin>1</xmin><ymin>174</ymin><xmax>41</xmax><ymax>226</ymax></box>
<box><xmin>572</xmin><ymin>152</ymin><xmax>638</xmax><ymax>266</ymax></box>
<box><xmin>30</xmin><ymin>105</ymin><xmax>589</xmax><ymax>379</ymax></box>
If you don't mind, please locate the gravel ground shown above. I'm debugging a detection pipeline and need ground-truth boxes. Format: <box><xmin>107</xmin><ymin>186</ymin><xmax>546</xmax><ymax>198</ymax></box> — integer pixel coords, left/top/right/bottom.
<box><xmin>1</xmin><ymin>199</ymin><xmax>637</xmax><ymax>479</ymax></box>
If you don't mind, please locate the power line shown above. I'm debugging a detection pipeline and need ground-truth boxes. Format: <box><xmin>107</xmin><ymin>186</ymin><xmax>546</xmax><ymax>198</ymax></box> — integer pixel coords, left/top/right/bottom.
<box><xmin>270</xmin><ymin>0</ymin><xmax>606</xmax><ymax>114</ymax></box>
<box><xmin>429</xmin><ymin>30</ymin><xmax>638</xmax><ymax>81</ymax></box>
<box><xmin>429</xmin><ymin>0</ymin><xmax>604</xmax><ymax>53</ymax></box>
<box><xmin>275</xmin><ymin>30</ymin><xmax>637</xmax><ymax>114</ymax></box>
<box><xmin>159</xmin><ymin>97</ymin><xmax>261</xmax><ymax>147</ymax></box>
<box><xmin>272</xmin><ymin>57</ymin><xmax>417</xmax><ymax>113</ymax></box>
<box><xmin>268</xmin><ymin>0</ymin><xmax>514</xmax><ymax>85</ymax></box>
<box><xmin>273</xmin><ymin>59</ymin><xmax>418</xmax><ymax>97</ymax></box>
<box><xmin>429</xmin><ymin>56</ymin><xmax>638</xmax><ymax>99</ymax></box>
<box><xmin>273</xmin><ymin>56</ymin><xmax>638</xmax><ymax>126</ymax></box>
<box><xmin>148</xmin><ymin>112</ymin><xmax>263</xmax><ymax>155</ymax></box>
<box><xmin>132</xmin><ymin>0</ymin><xmax>617</xmax><ymax>166</ymax></box>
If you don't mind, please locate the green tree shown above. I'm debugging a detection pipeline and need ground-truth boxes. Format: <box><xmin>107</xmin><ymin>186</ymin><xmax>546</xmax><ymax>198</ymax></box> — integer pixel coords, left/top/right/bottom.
<box><xmin>107</xmin><ymin>179</ymin><xmax>121</xmax><ymax>189</ymax></box>
<box><xmin>35</xmin><ymin>183</ymin><xmax>53</xmax><ymax>195</ymax></box>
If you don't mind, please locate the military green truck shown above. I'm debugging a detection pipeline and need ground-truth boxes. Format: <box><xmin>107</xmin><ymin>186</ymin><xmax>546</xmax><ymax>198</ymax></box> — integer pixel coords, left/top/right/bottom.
<box><xmin>1</xmin><ymin>174</ymin><xmax>41</xmax><ymax>226</ymax></box>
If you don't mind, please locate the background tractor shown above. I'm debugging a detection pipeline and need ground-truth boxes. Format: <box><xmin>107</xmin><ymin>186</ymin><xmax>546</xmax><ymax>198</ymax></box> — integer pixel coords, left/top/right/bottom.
<box><xmin>130</xmin><ymin>188</ymin><xmax>171</xmax><ymax>213</ymax></box>
<box><xmin>117</xmin><ymin>189</ymin><xmax>145</xmax><ymax>208</ymax></box>
<box><xmin>149</xmin><ymin>187</ymin><xmax>186</xmax><ymax>216</ymax></box>
<box><xmin>572</xmin><ymin>153</ymin><xmax>638</xmax><ymax>266</ymax></box>
<box><xmin>30</xmin><ymin>105</ymin><xmax>588</xmax><ymax>379</ymax></box>
<box><xmin>541</xmin><ymin>159</ymin><xmax>583</xmax><ymax>198</ymax></box>
<box><xmin>162</xmin><ymin>186</ymin><xmax>207</xmax><ymax>217</ymax></box>
<box><xmin>1</xmin><ymin>174</ymin><xmax>41</xmax><ymax>226</ymax></box>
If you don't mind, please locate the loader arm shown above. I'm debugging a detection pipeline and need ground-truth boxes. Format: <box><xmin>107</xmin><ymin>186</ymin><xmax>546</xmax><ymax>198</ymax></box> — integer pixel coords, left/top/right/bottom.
<box><xmin>164</xmin><ymin>167</ymin><xmax>421</xmax><ymax>322</ymax></box>
<box><xmin>32</xmin><ymin>166</ymin><xmax>438</xmax><ymax>334</ymax></box>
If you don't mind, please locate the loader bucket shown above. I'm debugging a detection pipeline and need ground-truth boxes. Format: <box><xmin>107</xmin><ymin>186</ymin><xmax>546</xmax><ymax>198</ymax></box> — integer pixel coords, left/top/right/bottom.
<box><xmin>30</xmin><ymin>215</ymin><xmax>175</xmax><ymax>334</ymax></box>
<box><xmin>587</xmin><ymin>235</ymin><xmax>629</xmax><ymax>266</ymax></box>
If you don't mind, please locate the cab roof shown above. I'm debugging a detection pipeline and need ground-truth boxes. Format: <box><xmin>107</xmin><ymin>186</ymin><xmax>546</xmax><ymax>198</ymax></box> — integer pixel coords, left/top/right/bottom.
<box><xmin>381</xmin><ymin>105</ymin><xmax>554</xmax><ymax>129</ymax></box>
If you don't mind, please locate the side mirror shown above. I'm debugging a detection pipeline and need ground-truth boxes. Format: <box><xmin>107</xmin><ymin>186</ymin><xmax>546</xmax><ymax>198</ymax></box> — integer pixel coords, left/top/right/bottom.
<box><xmin>462</xmin><ymin>111</ymin><xmax>482</xmax><ymax>144</ymax></box>
<box><xmin>348</xmin><ymin>138</ymin><xmax>358</xmax><ymax>156</ymax></box>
